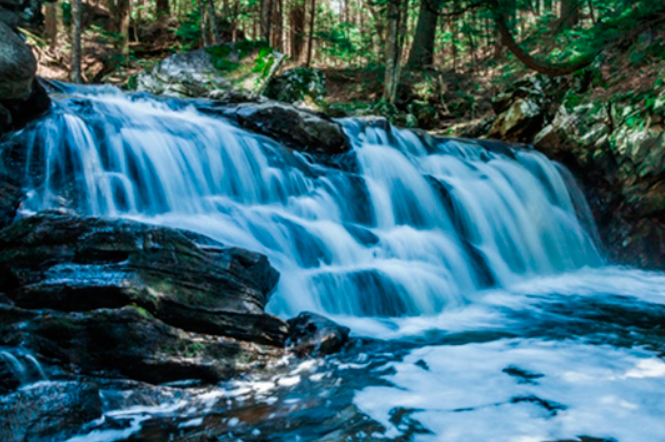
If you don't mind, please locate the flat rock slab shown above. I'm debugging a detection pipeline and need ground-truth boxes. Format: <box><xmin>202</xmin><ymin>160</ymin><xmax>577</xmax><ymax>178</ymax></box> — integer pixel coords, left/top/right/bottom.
<box><xmin>0</xmin><ymin>212</ymin><xmax>287</xmax><ymax>346</ymax></box>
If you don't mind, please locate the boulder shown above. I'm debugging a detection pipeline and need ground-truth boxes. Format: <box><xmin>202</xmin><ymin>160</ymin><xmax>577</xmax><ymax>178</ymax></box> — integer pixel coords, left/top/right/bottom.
<box><xmin>136</xmin><ymin>41</ymin><xmax>284</xmax><ymax>99</ymax></box>
<box><xmin>0</xmin><ymin>304</ymin><xmax>285</xmax><ymax>384</ymax></box>
<box><xmin>0</xmin><ymin>213</ymin><xmax>287</xmax><ymax>346</ymax></box>
<box><xmin>0</xmin><ymin>381</ymin><xmax>102</xmax><ymax>442</ymax></box>
<box><xmin>266</xmin><ymin>67</ymin><xmax>326</xmax><ymax>109</ymax></box>
<box><xmin>210</xmin><ymin>102</ymin><xmax>351</xmax><ymax>156</ymax></box>
<box><xmin>287</xmin><ymin>312</ymin><xmax>350</xmax><ymax>357</ymax></box>
<box><xmin>0</xmin><ymin>22</ymin><xmax>51</xmax><ymax>136</ymax></box>
<box><xmin>0</xmin><ymin>21</ymin><xmax>37</xmax><ymax>100</ymax></box>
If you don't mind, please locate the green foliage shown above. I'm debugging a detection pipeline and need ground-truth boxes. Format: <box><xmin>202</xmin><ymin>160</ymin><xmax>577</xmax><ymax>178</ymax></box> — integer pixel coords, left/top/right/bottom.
<box><xmin>176</xmin><ymin>9</ymin><xmax>202</xmax><ymax>51</ymax></box>
<box><xmin>266</xmin><ymin>67</ymin><xmax>326</xmax><ymax>104</ymax></box>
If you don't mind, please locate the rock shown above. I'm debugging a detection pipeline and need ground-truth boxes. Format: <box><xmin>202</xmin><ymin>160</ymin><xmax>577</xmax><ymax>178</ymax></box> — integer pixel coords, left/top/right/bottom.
<box><xmin>136</xmin><ymin>41</ymin><xmax>284</xmax><ymax>99</ymax></box>
<box><xmin>532</xmin><ymin>87</ymin><xmax>665</xmax><ymax>269</ymax></box>
<box><xmin>0</xmin><ymin>179</ymin><xmax>21</xmax><ymax>229</ymax></box>
<box><xmin>488</xmin><ymin>75</ymin><xmax>569</xmax><ymax>143</ymax></box>
<box><xmin>0</xmin><ymin>213</ymin><xmax>288</xmax><ymax>346</ymax></box>
<box><xmin>0</xmin><ymin>21</ymin><xmax>51</xmax><ymax>137</ymax></box>
<box><xmin>0</xmin><ymin>381</ymin><xmax>103</xmax><ymax>442</ymax></box>
<box><xmin>287</xmin><ymin>312</ymin><xmax>350</xmax><ymax>357</ymax></box>
<box><xmin>211</xmin><ymin>102</ymin><xmax>351</xmax><ymax>156</ymax></box>
<box><xmin>266</xmin><ymin>67</ymin><xmax>326</xmax><ymax>108</ymax></box>
<box><xmin>0</xmin><ymin>305</ymin><xmax>285</xmax><ymax>384</ymax></box>
<box><xmin>0</xmin><ymin>21</ymin><xmax>37</xmax><ymax>100</ymax></box>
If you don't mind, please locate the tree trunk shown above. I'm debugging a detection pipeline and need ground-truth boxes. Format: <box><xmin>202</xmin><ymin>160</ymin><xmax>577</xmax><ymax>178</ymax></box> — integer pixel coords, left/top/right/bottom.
<box><xmin>199</xmin><ymin>0</ymin><xmax>211</xmax><ymax>46</ymax></box>
<box><xmin>408</xmin><ymin>0</ymin><xmax>439</xmax><ymax>68</ymax></box>
<box><xmin>71</xmin><ymin>0</ymin><xmax>83</xmax><ymax>83</ymax></box>
<box><xmin>305</xmin><ymin>0</ymin><xmax>316</xmax><ymax>66</ymax></box>
<box><xmin>156</xmin><ymin>0</ymin><xmax>170</xmax><ymax>16</ymax></box>
<box><xmin>492</xmin><ymin>1</ymin><xmax>594</xmax><ymax>76</ymax></box>
<box><xmin>208</xmin><ymin>0</ymin><xmax>222</xmax><ymax>44</ymax></box>
<box><xmin>290</xmin><ymin>0</ymin><xmax>306</xmax><ymax>61</ymax></box>
<box><xmin>118</xmin><ymin>0</ymin><xmax>131</xmax><ymax>61</ymax></box>
<box><xmin>560</xmin><ymin>0</ymin><xmax>580</xmax><ymax>28</ymax></box>
<box><xmin>45</xmin><ymin>2</ymin><xmax>57</xmax><ymax>51</ymax></box>
<box><xmin>261</xmin><ymin>0</ymin><xmax>273</xmax><ymax>43</ymax></box>
<box><xmin>383</xmin><ymin>0</ymin><xmax>401</xmax><ymax>103</ymax></box>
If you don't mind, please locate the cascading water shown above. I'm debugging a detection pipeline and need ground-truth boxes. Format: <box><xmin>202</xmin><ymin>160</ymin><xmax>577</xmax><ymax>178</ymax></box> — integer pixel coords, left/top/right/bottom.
<box><xmin>7</xmin><ymin>84</ymin><xmax>665</xmax><ymax>442</ymax></box>
<box><xmin>17</xmin><ymin>85</ymin><xmax>600</xmax><ymax>319</ymax></box>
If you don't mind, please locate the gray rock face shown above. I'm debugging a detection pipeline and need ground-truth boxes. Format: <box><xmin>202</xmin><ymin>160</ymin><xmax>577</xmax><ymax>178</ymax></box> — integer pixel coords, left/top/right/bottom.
<box><xmin>489</xmin><ymin>74</ymin><xmax>665</xmax><ymax>269</ymax></box>
<box><xmin>136</xmin><ymin>42</ymin><xmax>284</xmax><ymax>99</ymax></box>
<box><xmin>0</xmin><ymin>21</ymin><xmax>37</xmax><ymax>100</ymax></box>
<box><xmin>0</xmin><ymin>213</ymin><xmax>287</xmax><ymax>346</ymax></box>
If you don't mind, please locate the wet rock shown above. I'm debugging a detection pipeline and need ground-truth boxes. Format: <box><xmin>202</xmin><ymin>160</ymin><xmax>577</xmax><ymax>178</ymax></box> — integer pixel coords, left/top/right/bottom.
<box><xmin>136</xmin><ymin>41</ymin><xmax>284</xmax><ymax>99</ymax></box>
<box><xmin>216</xmin><ymin>102</ymin><xmax>351</xmax><ymax>155</ymax></box>
<box><xmin>0</xmin><ymin>212</ymin><xmax>288</xmax><ymax>346</ymax></box>
<box><xmin>0</xmin><ymin>381</ymin><xmax>102</xmax><ymax>442</ymax></box>
<box><xmin>0</xmin><ymin>305</ymin><xmax>284</xmax><ymax>384</ymax></box>
<box><xmin>287</xmin><ymin>312</ymin><xmax>350</xmax><ymax>357</ymax></box>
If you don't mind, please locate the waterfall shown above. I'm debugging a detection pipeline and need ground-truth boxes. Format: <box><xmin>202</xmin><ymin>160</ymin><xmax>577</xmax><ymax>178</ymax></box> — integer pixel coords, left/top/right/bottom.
<box><xmin>11</xmin><ymin>85</ymin><xmax>601</xmax><ymax>318</ymax></box>
<box><xmin>0</xmin><ymin>347</ymin><xmax>46</xmax><ymax>388</ymax></box>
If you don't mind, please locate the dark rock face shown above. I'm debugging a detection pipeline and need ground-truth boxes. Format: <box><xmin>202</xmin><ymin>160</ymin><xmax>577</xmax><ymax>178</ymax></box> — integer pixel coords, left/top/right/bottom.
<box><xmin>0</xmin><ymin>213</ymin><xmax>287</xmax><ymax>346</ymax></box>
<box><xmin>0</xmin><ymin>381</ymin><xmax>103</xmax><ymax>442</ymax></box>
<box><xmin>0</xmin><ymin>21</ymin><xmax>51</xmax><ymax>136</ymax></box>
<box><xmin>287</xmin><ymin>312</ymin><xmax>350</xmax><ymax>357</ymax></box>
<box><xmin>0</xmin><ymin>304</ymin><xmax>284</xmax><ymax>384</ymax></box>
<box><xmin>218</xmin><ymin>102</ymin><xmax>351</xmax><ymax>156</ymax></box>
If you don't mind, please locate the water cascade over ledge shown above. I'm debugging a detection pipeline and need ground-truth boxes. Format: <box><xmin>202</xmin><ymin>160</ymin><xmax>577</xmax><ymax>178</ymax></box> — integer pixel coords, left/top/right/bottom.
<box><xmin>14</xmin><ymin>85</ymin><xmax>601</xmax><ymax>320</ymax></box>
<box><xmin>6</xmin><ymin>85</ymin><xmax>665</xmax><ymax>442</ymax></box>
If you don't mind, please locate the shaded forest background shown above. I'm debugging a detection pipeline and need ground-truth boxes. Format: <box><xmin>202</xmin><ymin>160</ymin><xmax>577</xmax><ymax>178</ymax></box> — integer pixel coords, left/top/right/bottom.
<box><xmin>17</xmin><ymin>0</ymin><xmax>665</xmax><ymax>130</ymax></box>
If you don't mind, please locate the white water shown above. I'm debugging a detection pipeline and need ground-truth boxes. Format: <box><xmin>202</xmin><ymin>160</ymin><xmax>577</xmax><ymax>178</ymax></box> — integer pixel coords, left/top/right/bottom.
<box><xmin>9</xmin><ymin>85</ymin><xmax>665</xmax><ymax>441</ymax></box>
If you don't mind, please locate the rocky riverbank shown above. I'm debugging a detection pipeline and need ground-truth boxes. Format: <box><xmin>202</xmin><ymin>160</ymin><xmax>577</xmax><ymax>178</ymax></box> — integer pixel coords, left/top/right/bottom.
<box><xmin>487</xmin><ymin>74</ymin><xmax>665</xmax><ymax>270</ymax></box>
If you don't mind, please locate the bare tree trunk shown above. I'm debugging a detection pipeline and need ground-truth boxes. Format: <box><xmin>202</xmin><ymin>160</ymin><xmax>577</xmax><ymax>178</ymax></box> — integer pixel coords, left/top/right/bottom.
<box><xmin>383</xmin><ymin>0</ymin><xmax>401</xmax><ymax>103</ymax></box>
<box><xmin>71</xmin><ymin>0</ymin><xmax>83</xmax><ymax>83</ymax></box>
<box><xmin>273</xmin><ymin>0</ymin><xmax>283</xmax><ymax>50</ymax></box>
<box><xmin>45</xmin><ymin>2</ymin><xmax>57</xmax><ymax>51</ymax></box>
<box><xmin>305</xmin><ymin>0</ymin><xmax>316</xmax><ymax>66</ymax></box>
<box><xmin>408</xmin><ymin>0</ymin><xmax>439</xmax><ymax>68</ymax></box>
<box><xmin>199</xmin><ymin>0</ymin><xmax>211</xmax><ymax>46</ymax></box>
<box><xmin>261</xmin><ymin>0</ymin><xmax>273</xmax><ymax>42</ymax></box>
<box><xmin>290</xmin><ymin>0</ymin><xmax>306</xmax><ymax>61</ymax></box>
<box><xmin>118</xmin><ymin>0</ymin><xmax>131</xmax><ymax>61</ymax></box>
<box><xmin>208</xmin><ymin>0</ymin><xmax>222</xmax><ymax>44</ymax></box>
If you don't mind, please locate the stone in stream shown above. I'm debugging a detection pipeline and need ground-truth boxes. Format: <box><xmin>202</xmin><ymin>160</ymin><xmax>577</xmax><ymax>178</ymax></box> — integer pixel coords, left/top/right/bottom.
<box><xmin>203</xmin><ymin>101</ymin><xmax>352</xmax><ymax>156</ymax></box>
<box><xmin>0</xmin><ymin>212</ymin><xmax>287</xmax><ymax>346</ymax></box>
<box><xmin>287</xmin><ymin>311</ymin><xmax>351</xmax><ymax>357</ymax></box>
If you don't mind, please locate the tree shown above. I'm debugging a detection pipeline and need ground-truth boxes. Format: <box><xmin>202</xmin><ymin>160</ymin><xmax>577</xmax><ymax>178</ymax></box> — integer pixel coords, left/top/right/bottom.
<box><xmin>261</xmin><ymin>0</ymin><xmax>273</xmax><ymax>42</ymax></box>
<box><xmin>290</xmin><ymin>0</ymin><xmax>306</xmax><ymax>61</ymax></box>
<box><xmin>491</xmin><ymin>0</ymin><xmax>594</xmax><ymax>76</ymax></box>
<box><xmin>383</xmin><ymin>0</ymin><xmax>404</xmax><ymax>102</ymax></box>
<box><xmin>156</xmin><ymin>0</ymin><xmax>170</xmax><ymax>16</ymax></box>
<box><xmin>305</xmin><ymin>0</ymin><xmax>316</xmax><ymax>66</ymax></box>
<box><xmin>408</xmin><ymin>0</ymin><xmax>439</xmax><ymax>68</ymax></box>
<box><xmin>71</xmin><ymin>0</ymin><xmax>83</xmax><ymax>83</ymax></box>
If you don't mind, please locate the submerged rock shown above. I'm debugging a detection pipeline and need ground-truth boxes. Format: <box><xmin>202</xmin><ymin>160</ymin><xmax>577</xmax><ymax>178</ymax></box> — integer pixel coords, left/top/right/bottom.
<box><xmin>0</xmin><ymin>213</ymin><xmax>287</xmax><ymax>346</ymax></box>
<box><xmin>287</xmin><ymin>312</ymin><xmax>350</xmax><ymax>357</ymax></box>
